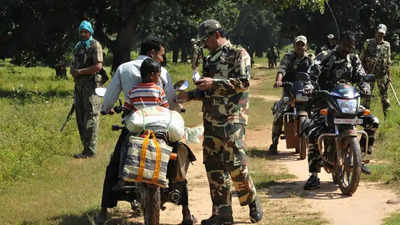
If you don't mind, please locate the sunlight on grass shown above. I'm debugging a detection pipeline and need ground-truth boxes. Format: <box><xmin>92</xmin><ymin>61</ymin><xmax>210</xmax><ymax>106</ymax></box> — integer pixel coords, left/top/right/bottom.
<box><xmin>383</xmin><ymin>213</ymin><xmax>400</xmax><ymax>225</ymax></box>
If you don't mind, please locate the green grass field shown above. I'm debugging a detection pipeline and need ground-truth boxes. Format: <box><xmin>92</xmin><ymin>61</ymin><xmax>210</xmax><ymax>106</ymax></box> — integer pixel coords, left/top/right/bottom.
<box><xmin>1</xmin><ymin>54</ymin><xmax>400</xmax><ymax>224</ymax></box>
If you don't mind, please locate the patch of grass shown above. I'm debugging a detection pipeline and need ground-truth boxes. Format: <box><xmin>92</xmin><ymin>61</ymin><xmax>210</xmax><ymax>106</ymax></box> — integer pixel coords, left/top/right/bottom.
<box><xmin>248</xmin><ymin>152</ymin><xmax>296</xmax><ymax>189</ymax></box>
<box><xmin>361</xmin><ymin>66</ymin><xmax>400</xmax><ymax>188</ymax></box>
<box><xmin>383</xmin><ymin>213</ymin><xmax>400</xmax><ymax>225</ymax></box>
<box><xmin>0</xmin><ymin>58</ymin><xmax>327</xmax><ymax>225</ymax></box>
<box><xmin>247</xmin><ymin>150</ymin><xmax>327</xmax><ymax>225</ymax></box>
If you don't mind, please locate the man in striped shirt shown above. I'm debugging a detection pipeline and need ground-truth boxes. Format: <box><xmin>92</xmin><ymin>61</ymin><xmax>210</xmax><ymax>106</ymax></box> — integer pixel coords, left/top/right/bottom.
<box><xmin>126</xmin><ymin>58</ymin><xmax>169</xmax><ymax>110</ymax></box>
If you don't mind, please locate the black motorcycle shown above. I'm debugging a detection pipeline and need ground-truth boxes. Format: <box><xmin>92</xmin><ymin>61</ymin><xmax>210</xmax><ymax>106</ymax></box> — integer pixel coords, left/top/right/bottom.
<box><xmin>309</xmin><ymin>82</ymin><xmax>372</xmax><ymax>195</ymax></box>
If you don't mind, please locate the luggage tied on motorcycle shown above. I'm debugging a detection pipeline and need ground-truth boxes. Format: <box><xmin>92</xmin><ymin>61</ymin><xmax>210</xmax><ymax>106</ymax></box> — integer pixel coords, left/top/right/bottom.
<box><xmin>125</xmin><ymin>106</ymin><xmax>185</xmax><ymax>142</ymax></box>
<box><xmin>122</xmin><ymin>130</ymin><xmax>172</xmax><ymax>187</ymax></box>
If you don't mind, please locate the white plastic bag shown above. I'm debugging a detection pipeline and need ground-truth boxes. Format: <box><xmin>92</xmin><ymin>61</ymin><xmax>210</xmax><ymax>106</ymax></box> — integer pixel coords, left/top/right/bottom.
<box><xmin>125</xmin><ymin>106</ymin><xmax>185</xmax><ymax>142</ymax></box>
<box><xmin>184</xmin><ymin>125</ymin><xmax>204</xmax><ymax>144</ymax></box>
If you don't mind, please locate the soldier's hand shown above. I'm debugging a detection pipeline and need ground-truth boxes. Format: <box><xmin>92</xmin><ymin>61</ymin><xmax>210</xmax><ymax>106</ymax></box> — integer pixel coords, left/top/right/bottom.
<box><xmin>273</xmin><ymin>80</ymin><xmax>283</xmax><ymax>88</ymax></box>
<box><xmin>101</xmin><ymin>108</ymin><xmax>115</xmax><ymax>115</ymax></box>
<box><xmin>70</xmin><ymin>68</ymin><xmax>79</xmax><ymax>77</ymax></box>
<box><xmin>177</xmin><ymin>92</ymin><xmax>190</xmax><ymax>103</ymax></box>
<box><xmin>196</xmin><ymin>77</ymin><xmax>214</xmax><ymax>91</ymax></box>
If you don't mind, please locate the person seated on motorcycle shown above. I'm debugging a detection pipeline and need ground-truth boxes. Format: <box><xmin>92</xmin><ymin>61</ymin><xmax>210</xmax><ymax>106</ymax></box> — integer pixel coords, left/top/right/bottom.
<box><xmin>97</xmin><ymin>37</ymin><xmax>196</xmax><ymax>225</ymax></box>
<box><xmin>269</xmin><ymin>35</ymin><xmax>313</xmax><ymax>154</ymax></box>
<box><xmin>303</xmin><ymin>31</ymin><xmax>380</xmax><ymax>190</ymax></box>
<box><xmin>126</xmin><ymin>58</ymin><xmax>169</xmax><ymax>110</ymax></box>
<box><xmin>112</xmin><ymin>58</ymin><xmax>169</xmax><ymax>191</ymax></box>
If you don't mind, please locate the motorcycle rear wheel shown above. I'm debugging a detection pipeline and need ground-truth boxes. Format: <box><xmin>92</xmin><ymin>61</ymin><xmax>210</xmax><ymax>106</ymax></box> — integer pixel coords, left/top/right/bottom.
<box><xmin>142</xmin><ymin>184</ymin><xmax>161</xmax><ymax>225</ymax></box>
<box><xmin>296</xmin><ymin>116</ymin><xmax>307</xmax><ymax>159</ymax></box>
<box><xmin>337</xmin><ymin>137</ymin><xmax>362</xmax><ymax>196</ymax></box>
<box><xmin>298</xmin><ymin>136</ymin><xmax>307</xmax><ymax>160</ymax></box>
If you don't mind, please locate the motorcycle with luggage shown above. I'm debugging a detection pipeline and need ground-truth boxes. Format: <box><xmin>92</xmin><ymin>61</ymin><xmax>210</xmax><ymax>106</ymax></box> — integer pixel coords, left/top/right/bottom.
<box><xmin>280</xmin><ymin>72</ymin><xmax>312</xmax><ymax>159</ymax></box>
<box><xmin>96</xmin><ymin>80</ymin><xmax>196</xmax><ymax>225</ymax></box>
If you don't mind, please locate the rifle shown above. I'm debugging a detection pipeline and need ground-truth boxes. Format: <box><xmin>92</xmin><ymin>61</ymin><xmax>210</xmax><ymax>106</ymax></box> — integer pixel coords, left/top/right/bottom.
<box><xmin>389</xmin><ymin>82</ymin><xmax>400</xmax><ymax>106</ymax></box>
<box><xmin>60</xmin><ymin>104</ymin><xmax>75</xmax><ymax>132</ymax></box>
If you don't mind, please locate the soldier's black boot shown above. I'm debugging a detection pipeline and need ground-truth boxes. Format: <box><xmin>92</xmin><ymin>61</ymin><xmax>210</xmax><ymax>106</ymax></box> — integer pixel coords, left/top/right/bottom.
<box><xmin>73</xmin><ymin>150</ymin><xmax>95</xmax><ymax>159</ymax></box>
<box><xmin>383</xmin><ymin>100</ymin><xmax>390</xmax><ymax>120</ymax></box>
<box><xmin>201</xmin><ymin>207</ymin><xmax>233</xmax><ymax>225</ymax></box>
<box><xmin>304</xmin><ymin>174</ymin><xmax>320</xmax><ymax>190</ymax></box>
<box><xmin>95</xmin><ymin>207</ymin><xmax>108</xmax><ymax>225</ymax></box>
<box><xmin>361</xmin><ymin>163</ymin><xmax>371</xmax><ymax>175</ymax></box>
<box><xmin>201</xmin><ymin>215</ymin><xmax>233</xmax><ymax>225</ymax></box>
<box><xmin>249</xmin><ymin>196</ymin><xmax>263</xmax><ymax>223</ymax></box>
<box><xmin>268</xmin><ymin>136</ymin><xmax>279</xmax><ymax>154</ymax></box>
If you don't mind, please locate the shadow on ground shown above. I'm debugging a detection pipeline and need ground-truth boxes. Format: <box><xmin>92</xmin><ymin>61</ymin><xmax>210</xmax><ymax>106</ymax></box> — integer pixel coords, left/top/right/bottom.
<box><xmin>259</xmin><ymin>178</ymin><xmax>350</xmax><ymax>201</ymax></box>
<box><xmin>0</xmin><ymin>88</ymin><xmax>73</xmax><ymax>100</ymax></box>
<box><xmin>248</xmin><ymin>148</ymin><xmax>303</xmax><ymax>162</ymax></box>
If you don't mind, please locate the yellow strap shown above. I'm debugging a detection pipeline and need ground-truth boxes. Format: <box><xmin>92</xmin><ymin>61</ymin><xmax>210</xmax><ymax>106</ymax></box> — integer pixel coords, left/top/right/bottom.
<box><xmin>136</xmin><ymin>131</ymin><xmax>150</xmax><ymax>182</ymax></box>
<box><xmin>151</xmin><ymin>132</ymin><xmax>162</xmax><ymax>183</ymax></box>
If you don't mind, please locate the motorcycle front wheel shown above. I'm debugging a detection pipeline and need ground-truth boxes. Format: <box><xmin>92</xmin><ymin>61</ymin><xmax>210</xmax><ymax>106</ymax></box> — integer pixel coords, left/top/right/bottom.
<box><xmin>336</xmin><ymin>137</ymin><xmax>362</xmax><ymax>196</ymax></box>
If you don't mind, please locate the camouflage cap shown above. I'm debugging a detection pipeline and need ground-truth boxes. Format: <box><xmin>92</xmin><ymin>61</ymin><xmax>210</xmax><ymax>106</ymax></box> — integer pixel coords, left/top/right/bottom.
<box><xmin>327</xmin><ymin>34</ymin><xmax>335</xmax><ymax>39</ymax></box>
<box><xmin>198</xmin><ymin>19</ymin><xmax>222</xmax><ymax>40</ymax></box>
<box><xmin>377</xmin><ymin>24</ymin><xmax>387</xmax><ymax>35</ymax></box>
<box><xmin>295</xmin><ymin>35</ymin><xmax>307</xmax><ymax>44</ymax></box>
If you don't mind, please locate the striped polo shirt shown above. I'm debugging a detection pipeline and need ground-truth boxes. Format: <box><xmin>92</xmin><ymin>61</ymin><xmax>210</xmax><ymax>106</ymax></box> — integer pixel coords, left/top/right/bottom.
<box><xmin>127</xmin><ymin>82</ymin><xmax>169</xmax><ymax>110</ymax></box>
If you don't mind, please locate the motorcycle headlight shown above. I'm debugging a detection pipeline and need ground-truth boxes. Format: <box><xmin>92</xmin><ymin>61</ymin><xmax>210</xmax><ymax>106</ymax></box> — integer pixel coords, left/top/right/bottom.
<box><xmin>336</xmin><ymin>99</ymin><xmax>358</xmax><ymax>114</ymax></box>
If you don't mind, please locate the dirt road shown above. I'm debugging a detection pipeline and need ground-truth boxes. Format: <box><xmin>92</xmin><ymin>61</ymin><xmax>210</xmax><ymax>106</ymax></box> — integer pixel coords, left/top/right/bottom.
<box><xmin>272</xmin><ymin>141</ymin><xmax>400</xmax><ymax>225</ymax></box>
<box><xmin>118</xmin><ymin>68</ymin><xmax>400</xmax><ymax>225</ymax></box>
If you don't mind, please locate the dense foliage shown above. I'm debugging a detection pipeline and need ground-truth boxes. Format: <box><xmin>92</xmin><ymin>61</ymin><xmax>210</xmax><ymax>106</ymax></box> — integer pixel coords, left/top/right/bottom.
<box><xmin>1</xmin><ymin>0</ymin><xmax>399</xmax><ymax>71</ymax></box>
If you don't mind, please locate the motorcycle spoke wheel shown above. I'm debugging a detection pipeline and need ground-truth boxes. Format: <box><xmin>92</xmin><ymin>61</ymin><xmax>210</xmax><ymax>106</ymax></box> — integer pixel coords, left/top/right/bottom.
<box><xmin>337</xmin><ymin>137</ymin><xmax>361</xmax><ymax>196</ymax></box>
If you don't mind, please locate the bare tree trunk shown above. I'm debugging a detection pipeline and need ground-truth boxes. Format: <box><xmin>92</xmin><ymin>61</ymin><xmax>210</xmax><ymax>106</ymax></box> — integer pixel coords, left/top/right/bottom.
<box><xmin>55</xmin><ymin>63</ymin><xmax>67</xmax><ymax>79</ymax></box>
<box><xmin>94</xmin><ymin>0</ymin><xmax>154</xmax><ymax>72</ymax></box>
<box><xmin>181</xmin><ymin>47</ymin><xmax>187</xmax><ymax>63</ymax></box>
<box><xmin>172</xmin><ymin>47</ymin><xmax>179</xmax><ymax>63</ymax></box>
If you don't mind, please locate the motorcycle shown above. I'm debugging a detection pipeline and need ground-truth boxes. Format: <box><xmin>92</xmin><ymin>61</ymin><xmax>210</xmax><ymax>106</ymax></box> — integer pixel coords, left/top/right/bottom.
<box><xmin>281</xmin><ymin>72</ymin><xmax>312</xmax><ymax>159</ymax></box>
<box><xmin>95</xmin><ymin>81</ymin><xmax>196</xmax><ymax>225</ymax></box>
<box><xmin>309</xmin><ymin>81</ymin><xmax>373</xmax><ymax>196</ymax></box>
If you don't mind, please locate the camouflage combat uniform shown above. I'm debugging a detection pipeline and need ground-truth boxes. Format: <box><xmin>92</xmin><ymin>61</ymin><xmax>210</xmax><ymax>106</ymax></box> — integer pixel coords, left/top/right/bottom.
<box><xmin>72</xmin><ymin>38</ymin><xmax>103</xmax><ymax>155</ymax></box>
<box><xmin>188</xmin><ymin>41</ymin><xmax>256</xmax><ymax>218</ymax></box>
<box><xmin>361</xmin><ymin>38</ymin><xmax>392</xmax><ymax>113</ymax></box>
<box><xmin>270</xmin><ymin>51</ymin><xmax>312</xmax><ymax>150</ymax></box>
<box><xmin>306</xmin><ymin>50</ymin><xmax>379</xmax><ymax>172</ymax></box>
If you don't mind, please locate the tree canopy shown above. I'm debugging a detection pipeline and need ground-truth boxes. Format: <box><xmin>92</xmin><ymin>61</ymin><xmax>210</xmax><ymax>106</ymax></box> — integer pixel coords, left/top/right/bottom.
<box><xmin>1</xmin><ymin>0</ymin><xmax>399</xmax><ymax>72</ymax></box>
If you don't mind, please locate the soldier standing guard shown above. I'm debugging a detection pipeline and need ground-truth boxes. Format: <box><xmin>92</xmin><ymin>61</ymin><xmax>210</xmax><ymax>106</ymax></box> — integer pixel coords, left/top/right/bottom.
<box><xmin>178</xmin><ymin>19</ymin><xmax>263</xmax><ymax>225</ymax></box>
<box><xmin>361</xmin><ymin>24</ymin><xmax>392</xmax><ymax>118</ymax></box>
<box><xmin>70</xmin><ymin>20</ymin><xmax>104</xmax><ymax>158</ymax></box>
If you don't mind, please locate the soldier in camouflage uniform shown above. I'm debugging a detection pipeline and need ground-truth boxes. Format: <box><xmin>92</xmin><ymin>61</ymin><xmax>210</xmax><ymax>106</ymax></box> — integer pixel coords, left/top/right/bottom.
<box><xmin>304</xmin><ymin>31</ymin><xmax>380</xmax><ymax>190</ymax></box>
<box><xmin>70</xmin><ymin>20</ymin><xmax>103</xmax><ymax>158</ymax></box>
<box><xmin>268</xmin><ymin>35</ymin><xmax>313</xmax><ymax>154</ymax></box>
<box><xmin>178</xmin><ymin>19</ymin><xmax>263</xmax><ymax>225</ymax></box>
<box><xmin>361</xmin><ymin>24</ymin><xmax>392</xmax><ymax>118</ymax></box>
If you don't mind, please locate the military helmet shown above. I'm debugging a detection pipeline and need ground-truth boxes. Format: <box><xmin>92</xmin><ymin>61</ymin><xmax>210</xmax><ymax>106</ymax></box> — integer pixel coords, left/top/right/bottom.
<box><xmin>377</xmin><ymin>24</ymin><xmax>387</xmax><ymax>35</ymax></box>
<box><xmin>198</xmin><ymin>19</ymin><xmax>222</xmax><ymax>41</ymax></box>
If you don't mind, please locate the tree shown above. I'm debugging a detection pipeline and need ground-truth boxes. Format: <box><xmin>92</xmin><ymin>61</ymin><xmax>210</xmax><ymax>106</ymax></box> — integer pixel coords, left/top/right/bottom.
<box><xmin>0</xmin><ymin>0</ymin><xmax>217</xmax><ymax>72</ymax></box>
<box><xmin>231</xmin><ymin>1</ymin><xmax>281</xmax><ymax>58</ymax></box>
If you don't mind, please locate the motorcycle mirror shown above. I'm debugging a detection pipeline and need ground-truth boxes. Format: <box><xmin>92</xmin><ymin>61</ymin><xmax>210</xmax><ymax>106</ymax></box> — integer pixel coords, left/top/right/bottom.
<box><xmin>173</xmin><ymin>80</ymin><xmax>189</xmax><ymax>91</ymax></box>
<box><xmin>95</xmin><ymin>87</ymin><xmax>107</xmax><ymax>97</ymax></box>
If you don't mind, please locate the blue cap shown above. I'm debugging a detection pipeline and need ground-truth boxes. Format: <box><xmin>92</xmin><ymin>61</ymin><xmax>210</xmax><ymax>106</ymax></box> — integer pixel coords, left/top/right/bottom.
<box><xmin>79</xmin><ymin>20</ymin><xmax>94</xmax><ymax>34</ymax></box>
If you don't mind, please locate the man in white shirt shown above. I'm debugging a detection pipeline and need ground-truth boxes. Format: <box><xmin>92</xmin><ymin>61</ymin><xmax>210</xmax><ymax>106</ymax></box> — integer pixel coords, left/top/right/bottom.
<box><xmin>101</xmin><ymin>38</ymin><xmax>177</xmax><ymax>113</ymax></box>
<box><xmin>97</xmin><ymin>37</ymin><xmax>189</xmax><ymax>224</ymax></box>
